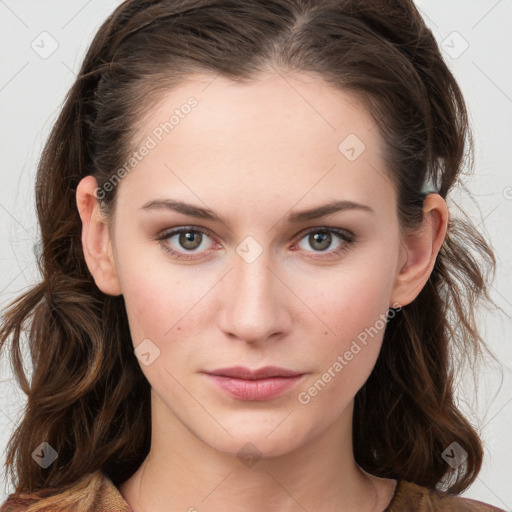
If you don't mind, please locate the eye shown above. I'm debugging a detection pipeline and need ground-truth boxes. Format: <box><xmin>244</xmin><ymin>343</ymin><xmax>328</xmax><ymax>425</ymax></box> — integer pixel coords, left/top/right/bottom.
<box><xmin>294</xmin><ymin>227</ymin><xmax>355</xmax><ymax>259</ymax></box>
<box><xmin>155</xmin><ymin>227</ymin><xmax>219</xmax><ymax>260</ymax></box>
<box><xmin>155</xmin><ymin>226</ymin><xmax>355</xmax><ymax>261</ymax></box>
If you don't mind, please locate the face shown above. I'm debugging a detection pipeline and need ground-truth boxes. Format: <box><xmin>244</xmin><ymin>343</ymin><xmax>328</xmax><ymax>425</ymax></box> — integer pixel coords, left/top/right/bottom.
<box><xmin>104</xmin><ymin>71</ymin><xmax>405</xmax><ymax>458</ymax></box>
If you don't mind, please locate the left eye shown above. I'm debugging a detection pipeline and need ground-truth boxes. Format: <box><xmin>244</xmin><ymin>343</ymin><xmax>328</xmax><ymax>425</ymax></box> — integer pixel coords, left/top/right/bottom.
<box><xmin>295</xmin><ymin>228</ymin><xmax>354</xmax><ymax>257</ymax></box>
<box><xmin>297</xmin><ymin>229</ymin><xmax>344</xmax><ymax>252</ymax></box>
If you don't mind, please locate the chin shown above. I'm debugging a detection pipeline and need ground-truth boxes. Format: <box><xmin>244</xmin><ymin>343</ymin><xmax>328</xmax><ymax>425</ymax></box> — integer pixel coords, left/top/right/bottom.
<box><xmin>201</xmin><ymin>421</ymin><xmax>309</xmax><ymax>461</ymax></box>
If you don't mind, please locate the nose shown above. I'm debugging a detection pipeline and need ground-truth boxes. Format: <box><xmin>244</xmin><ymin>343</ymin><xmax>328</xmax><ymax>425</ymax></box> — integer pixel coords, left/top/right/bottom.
<box><xmin>217</xmin><ymin>250</ymin><xmax>292</xmax><ymax>344</ymax></box>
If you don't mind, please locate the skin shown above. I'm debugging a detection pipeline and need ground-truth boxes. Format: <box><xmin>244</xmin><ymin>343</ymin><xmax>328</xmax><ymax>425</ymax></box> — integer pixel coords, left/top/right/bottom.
<box><xmin>76</xmin><ymin>70</ymin><xmax>448</xmax><ymax>512</ymax></box>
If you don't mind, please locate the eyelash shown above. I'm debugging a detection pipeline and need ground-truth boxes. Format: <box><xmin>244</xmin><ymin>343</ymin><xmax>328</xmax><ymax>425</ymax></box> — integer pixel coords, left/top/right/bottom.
<box><xmin>154</xmin><ymin>226</ymin><xmax>356</xmax><ymax>261</ymax></box>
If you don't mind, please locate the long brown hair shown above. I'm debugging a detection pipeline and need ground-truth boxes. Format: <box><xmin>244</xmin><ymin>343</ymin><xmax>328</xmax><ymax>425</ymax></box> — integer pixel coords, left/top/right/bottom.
<box><xmin>0</xmin><ymin>0</ymin><xmax>500</xmax><ymax>510</ymax></box>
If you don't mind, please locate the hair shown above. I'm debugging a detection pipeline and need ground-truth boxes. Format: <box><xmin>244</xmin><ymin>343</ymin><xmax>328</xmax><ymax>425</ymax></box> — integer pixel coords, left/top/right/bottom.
<box><xmin>0</xmin><ymin>0</ymin><xmax>501</xmax><ymax>511</ymax></box>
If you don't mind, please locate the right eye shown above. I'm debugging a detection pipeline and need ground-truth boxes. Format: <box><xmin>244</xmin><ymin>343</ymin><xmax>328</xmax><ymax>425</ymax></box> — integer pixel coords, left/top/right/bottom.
<box><xmin>155</xmin><ymin>226</ymin><xmax>220</xmax><ymax>260</ymax></box>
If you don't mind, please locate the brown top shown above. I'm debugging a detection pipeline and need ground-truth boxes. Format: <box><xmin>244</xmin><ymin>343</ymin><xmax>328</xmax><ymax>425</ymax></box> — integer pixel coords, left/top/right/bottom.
<box><xmin>1</xmin><ymin>470</ymin><xmax>507</xmax><ymax>511</ymax></box>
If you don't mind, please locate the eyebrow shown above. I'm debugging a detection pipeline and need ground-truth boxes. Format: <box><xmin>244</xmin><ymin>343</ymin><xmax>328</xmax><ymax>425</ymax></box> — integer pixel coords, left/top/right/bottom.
<box><xmin>139</xmin><ymin>198</ymin><xmax>375</xmax><ymax>225</ymax></box>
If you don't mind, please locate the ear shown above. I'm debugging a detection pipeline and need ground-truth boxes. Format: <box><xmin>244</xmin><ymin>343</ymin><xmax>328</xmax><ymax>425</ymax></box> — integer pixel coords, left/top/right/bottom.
<box><xmin>390</xmin><ymin>194</ymin><xmax>448</xmax><ymax>307</ymax></box>
<box><xmin>76</xmin><ymin>175</ymin><xmax>122</xmax><ymax>296</ymax></box>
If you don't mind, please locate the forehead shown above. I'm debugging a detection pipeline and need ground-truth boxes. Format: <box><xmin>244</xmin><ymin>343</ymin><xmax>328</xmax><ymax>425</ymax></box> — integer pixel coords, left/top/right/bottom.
<box><xmin>117</xmin><ymin>71</ymin><xmax>394</xmax><ymax>218</ymax></box>
<box><xmin>132</xmin><ymin>70</ymin><xmax>379</xmax><ymax>155</ymax></box>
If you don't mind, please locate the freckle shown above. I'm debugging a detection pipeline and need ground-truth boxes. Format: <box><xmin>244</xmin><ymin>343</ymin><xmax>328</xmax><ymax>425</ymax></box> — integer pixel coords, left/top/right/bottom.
<box><xmin>324</xmin><ymin>331</ymin><xmax>328</xmax><ymax>335</ymax></box>
<box><xmin>177</xmin><ymin>327</ymin><xmax>182</xmax><ymax>331</ymax></box>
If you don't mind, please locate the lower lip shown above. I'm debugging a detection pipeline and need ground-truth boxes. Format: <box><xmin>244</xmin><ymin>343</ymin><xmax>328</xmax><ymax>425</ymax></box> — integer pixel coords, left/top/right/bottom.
<box><xmin>205</xmin><ymin>374</ymin><xmax>305</xmax><ymax>401</ymax></box>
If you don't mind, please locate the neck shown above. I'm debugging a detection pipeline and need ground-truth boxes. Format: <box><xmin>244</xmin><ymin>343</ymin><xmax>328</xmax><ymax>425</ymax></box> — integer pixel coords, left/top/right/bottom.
<box><xmin>118</xmin><ymin>393</ymin><xmax>388</xmax><ymax>512</ymax></box>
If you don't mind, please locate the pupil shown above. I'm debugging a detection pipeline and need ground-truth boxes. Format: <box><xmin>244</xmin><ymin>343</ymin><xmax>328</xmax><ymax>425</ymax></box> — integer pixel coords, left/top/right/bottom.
<box><xmin>311</xmin><ymin>232</ymin><xmax>331</xmax><ymax>251</ymax></box>
<box><xmin>180</xmin><ymin>231</ymin><xmax>201</xmax><ymax>250</ymax></box>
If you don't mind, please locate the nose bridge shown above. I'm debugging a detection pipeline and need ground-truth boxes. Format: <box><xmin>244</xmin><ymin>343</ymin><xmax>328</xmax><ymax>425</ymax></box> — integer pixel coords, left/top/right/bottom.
<box><xmin>219</xmin><ymin>242</ymin><xmax>288</xmax><ymax>342</ymax></box>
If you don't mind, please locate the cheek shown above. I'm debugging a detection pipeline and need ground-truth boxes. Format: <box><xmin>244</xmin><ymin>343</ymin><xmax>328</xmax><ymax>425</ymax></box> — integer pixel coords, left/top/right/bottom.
<box><xmin>305</xmin><ymin>253</ymin><xmax>397</xmax><ymax>377</ymax></box>
<box><xmin>115</xmin><ymin>238</ymin><xmax>203</xmax><ymax>342</ymax></box>
<box><xmin>121</xmin><ymin>272</ymin><xmax>195</xmax><ymax>345</ymax></box>
<box><xmin>294</xmin><ymin>281</ymin><xmax>391</xmax><ymax>416</ymax></box>
<box><xmin>316</xmin><ymin>261</ymin><xmax>395</xmax><ymax>338</ymax></box>
<box><xmin>119</xmin><ymin>270</ymin><xmax>207</xmax><ymax>393</ymax></box>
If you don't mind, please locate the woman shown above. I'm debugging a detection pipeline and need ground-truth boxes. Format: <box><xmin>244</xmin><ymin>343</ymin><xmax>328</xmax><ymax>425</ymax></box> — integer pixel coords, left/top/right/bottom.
<box><xmin>0</xmin><ymin>0</ymin><xmax>506</xmax><ymax>510</ymax></box>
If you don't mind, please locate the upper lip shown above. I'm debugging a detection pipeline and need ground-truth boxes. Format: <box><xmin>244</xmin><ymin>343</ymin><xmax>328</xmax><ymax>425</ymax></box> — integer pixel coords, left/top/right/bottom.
<box><xmin>204</xmin><ymin>366</ymin><xmax>303</xmax><ymax>380</ymax></box>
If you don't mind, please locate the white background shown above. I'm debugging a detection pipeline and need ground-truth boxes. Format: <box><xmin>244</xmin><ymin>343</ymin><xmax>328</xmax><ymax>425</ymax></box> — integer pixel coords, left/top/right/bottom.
<box><xmin>0</xmin><ymin>0</ymin><xmax>511</xmax><ymax>509</ymax></box>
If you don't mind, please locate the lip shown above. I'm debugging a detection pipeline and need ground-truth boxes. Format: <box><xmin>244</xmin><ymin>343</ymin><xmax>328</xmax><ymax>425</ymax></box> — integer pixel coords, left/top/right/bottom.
<box><xmin>205</xmin><ymin>366</ymin><xmax>303</xmax><ymax>379</ymax></box>
<box><xmin>203</xmin><ymin>366</ymin><xmax>306</xmax><ymax>401</ymax></box>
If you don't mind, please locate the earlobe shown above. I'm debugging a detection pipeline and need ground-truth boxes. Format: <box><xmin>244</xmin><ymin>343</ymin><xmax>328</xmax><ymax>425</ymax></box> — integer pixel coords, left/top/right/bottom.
<box><xmin>390</xmin><ymin>194</ymin><xmax>448</xmax><ymax>307</ymax></box>
<box><xmin>76</xmin><ymin>175</ymin><xmax>122</xmax><ymax>296</ymax></box>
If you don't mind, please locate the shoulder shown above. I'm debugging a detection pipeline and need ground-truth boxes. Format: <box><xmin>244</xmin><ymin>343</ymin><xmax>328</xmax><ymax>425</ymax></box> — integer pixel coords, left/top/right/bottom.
<box><xmin>0</xmin><ymin>470</ymin><xmax>132</xmax><ymax>512</ymax></box>
<box><xmin>387</xmin><ymin>480</ymin><xmax>507</xmax><ymax>512</ymax></box>
<box><xmin>94</xmin><ymin>471</ymin><xmax>133</xmax><ymax>512</ymax></box>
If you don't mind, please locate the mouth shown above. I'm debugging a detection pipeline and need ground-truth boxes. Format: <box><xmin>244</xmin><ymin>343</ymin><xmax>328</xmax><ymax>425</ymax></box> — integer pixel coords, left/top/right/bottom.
<box><xmin>202</xmin><ymin>366</ymin><xmax>306</xmax><ymax>401</ymax></box>
<box><xmin>204</xmin><ymin>365</ymin><xmax>304</xmax><ymax>379</ymax></box>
